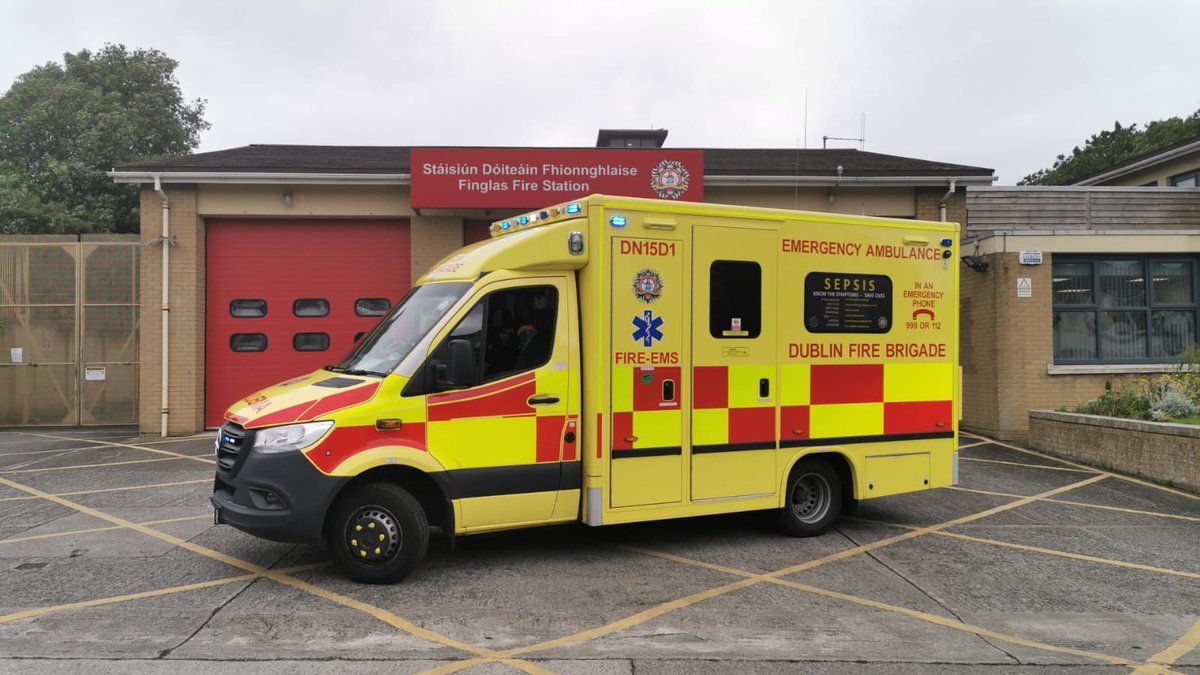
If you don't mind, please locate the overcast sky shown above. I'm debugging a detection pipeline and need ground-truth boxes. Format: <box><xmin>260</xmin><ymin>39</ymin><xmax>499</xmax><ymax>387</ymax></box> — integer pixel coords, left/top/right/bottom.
<box><xmin>4</xmin><ymin>0</ymin><xmax>1199</xmax><ymax>184</ymax></box>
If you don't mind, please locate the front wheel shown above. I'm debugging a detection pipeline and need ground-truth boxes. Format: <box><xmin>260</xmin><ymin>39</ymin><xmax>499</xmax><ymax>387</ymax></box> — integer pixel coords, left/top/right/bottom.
<box><xmin>777</xmin><ymin>458</ymin><xmax>843</xmax><ymax>537</ymax></box>
<box><xmin>327</xmin><ymin>482</ymin><xmax>429</xmax><ymax>584</ymax></box>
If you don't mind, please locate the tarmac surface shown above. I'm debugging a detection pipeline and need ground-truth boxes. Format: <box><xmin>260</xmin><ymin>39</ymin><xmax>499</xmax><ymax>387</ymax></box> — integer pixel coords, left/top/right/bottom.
<box><xmin>0</xmin><ymin>428</ymin><xmax>1196</xmax><ymax>673</ymax></box>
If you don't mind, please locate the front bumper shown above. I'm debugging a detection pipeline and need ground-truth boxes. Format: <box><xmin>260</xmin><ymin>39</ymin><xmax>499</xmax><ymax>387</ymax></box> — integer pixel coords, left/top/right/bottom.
<box><xmin>211</xmin><ymin>423</ymin><xmax>348</xmax><ymax>545</ymax></box>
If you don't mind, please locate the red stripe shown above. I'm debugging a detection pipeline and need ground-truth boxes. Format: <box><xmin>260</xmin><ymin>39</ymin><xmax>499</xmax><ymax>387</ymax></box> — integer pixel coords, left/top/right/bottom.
<box><xmin>884</xmin><ymin>400</ymin><xmax>953</xmax><ymax>435</ymax></box>
<box><xmin>300</xmin><ymin>382</ymin><xmax>381</xmax><ymax>421</ymax></box>
<box><xmin>612</xmin><ymin>412</ymin><xmax>633</xmax><ymax>450</ymax></box>
<box><xmin>596</xmin><ymin>413</ymin><xmax>603</xmax><ymax>459</ymax></box>
<box><xmin>305</xmin><ymin>422</ymin><xmax>426</xmax><ymax>474</ymax></box>
<box><xmin>811</xmin><ymin>364</ymin><xmax>883</xmax><ymax>404</ymax></box>
<box><xmin>536</xmin><ymin>415</ymin><xmax>565</xmax><ymax>463</ymax></box>
<box><xmin>225</xmin><ymin>411</ymin><xmax>249</xmax><ymax>425</ymax></box>
<box><xmin>246</xmin><ymin>400</ymin><xmax>317</xmax><ymax>428</ymax></box>
<box><xmin>427</xmin><ymin>379</ymin><xmax>536</xmax><ymax>422</ymax></box>
<box><xmin>728</xmin><ymin>407</ymin><xmax>775</xmax><ymax>445</ymax></box>
<box><xmin>563</xmin><ymin>416</ymin><xmax>578</xmax><ymax>462</ymax></box>
<box><xmin>780</xmin><ymin>405</ymin><xmax>810</xmax><ymax>441</ymax></box>
<box><xmin>429</xmin><ymin>372</ymin><xmax>535</xmax><ymax>404</ymax></box>
<box><xmin>693</xmin><ymin>366</ymin><xmax>728</xmax><ymax>409</ymax></box>
<box><xmin>632</xmin><ymin>366</ymin><xmax>681</xmax><ymax>412</ymax></box>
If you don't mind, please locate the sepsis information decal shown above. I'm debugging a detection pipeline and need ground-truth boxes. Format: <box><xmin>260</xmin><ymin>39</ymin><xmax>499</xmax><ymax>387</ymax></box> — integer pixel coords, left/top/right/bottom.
<box><xmin>804</xmin><ymin>272</ymin><xmax>893</xmax><ymax>334</ymax></box>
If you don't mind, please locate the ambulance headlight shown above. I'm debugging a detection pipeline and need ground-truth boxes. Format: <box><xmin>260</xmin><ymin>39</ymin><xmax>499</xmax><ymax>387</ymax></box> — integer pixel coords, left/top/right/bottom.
<box><xmin>252</xmin><ymin>421</ymin><xmax>334</xmax><ymax>454</ymax></box>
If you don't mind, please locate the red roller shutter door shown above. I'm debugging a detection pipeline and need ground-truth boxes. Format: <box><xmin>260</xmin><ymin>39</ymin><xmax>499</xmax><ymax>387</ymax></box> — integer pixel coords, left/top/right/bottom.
<box><xmin>205</xmin><ymin>219</ymin><xmax>410</xmax><ymax>428</ymax></box>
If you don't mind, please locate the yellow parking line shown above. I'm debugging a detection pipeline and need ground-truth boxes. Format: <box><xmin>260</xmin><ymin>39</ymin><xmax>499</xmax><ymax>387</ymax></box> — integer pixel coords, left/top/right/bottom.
<box><xmin>0</xmin><ymin>562</ymin><xmax>327</xmax><ymax>627</ymax></box>
<box><xmin>436</xmin><ymin>475</ymin><xmax>1108</xmax><ymax>673</ymax></box>
<box><xmin>136</xmin><ymin>435</ymin><xmax>217</xmax><ymax>446</ymax></box>
<box><xmin>964</xmin><ymin>432</ymin><xmax>1200</xmax><ymax>503</ymax></box>
<box><xmin>957</xmin><ymin>440</ymin><xmax>990</xmax><ymax>449</ymax></box>
<box><xmin>19</xmin><ymin>432</ymin><xmax>215</xmax><ymax>466</ymax></box>
<box><xmin>1133</xmin><ymin>618</ymin><xmax>1200</xmax><ymax>674</ymax></box>
<box><xmin>0</xmin><ymin>473</ymin><xmax>548</xmax><ymax>674</ymax></box>
<box><xmin>0</xmin><ymin>455</ymin><xmax>193</xmax><ymax>474</ymax></box>
<box><xmin>0</xmin><ymin>478</ymin><xmax>211</xmax><ymax>503</ymax></box>
<box><xmin>959</xmin><ymin>456</ymin><xmax>1100</xmax><ymax>474</ymax></box>
<box><xmin>0</xmin><ymin>446</ymin><xmax>113</xmax><ymax>458</ymax></box>
<box><xmin>950</xmin><ymin>486</ymin><xmax>1200</xmax><ymax>524</ymax></box>
<box><xmin>0</xmin><ymin>515</ymin><xmax>210</xmax><ymax>545</ymax></box>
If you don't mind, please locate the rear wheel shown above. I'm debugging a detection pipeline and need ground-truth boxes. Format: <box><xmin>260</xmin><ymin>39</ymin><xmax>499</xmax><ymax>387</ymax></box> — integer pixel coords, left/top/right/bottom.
<box><xmin>327</xmin><ymin>482</ymin><xmax>429</xmax><ymax>584</ymax></box>
<box><xmin>778</xmin><ymin>457</ymin><xmax>843</xmax><ymax>537</ymax></box>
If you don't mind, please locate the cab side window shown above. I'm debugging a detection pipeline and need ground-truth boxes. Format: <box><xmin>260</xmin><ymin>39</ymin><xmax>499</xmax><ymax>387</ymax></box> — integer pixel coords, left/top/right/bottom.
<box><xmin>429</xmin><ymin>286</ymin><xmax>558</xmax><ymax>391</ymax></box>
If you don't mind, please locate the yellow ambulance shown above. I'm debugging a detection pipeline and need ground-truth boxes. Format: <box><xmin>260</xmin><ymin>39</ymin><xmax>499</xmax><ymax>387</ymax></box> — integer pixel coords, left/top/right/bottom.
<box><xmin>212</xmin><ymin>195</ymin><xmax>960</xmax><ymax>583</ymax></box>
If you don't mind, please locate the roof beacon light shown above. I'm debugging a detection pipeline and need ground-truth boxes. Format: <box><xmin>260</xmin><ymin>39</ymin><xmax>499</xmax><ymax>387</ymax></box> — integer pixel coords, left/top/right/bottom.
<box><xmin>940</xmin><ymin>238</ymin><xmax>953</xmax><ymax>247</ymax></box>
<box><xmin>518</xmin><ymin>215</ymin><xmax>529</xmax><ymax>225</ymax></box>
<box><xmin>566</xmin><ymin>203</ymin><xmax>581</xmax><ymax>215</ymax></box>
<box><xmin>500</xmin><ymin>221</ymin><xmax>511</xmax><ymax>231</ymax></box>
<box><xmin>539</xmin><ymin>211</ymin><xmax>550</xmax><ymax>220</ymax></box>
<box><xmin>610</xmin><ymin>215</ymin><xmax>627</xmax><ymax>228</ymax></box>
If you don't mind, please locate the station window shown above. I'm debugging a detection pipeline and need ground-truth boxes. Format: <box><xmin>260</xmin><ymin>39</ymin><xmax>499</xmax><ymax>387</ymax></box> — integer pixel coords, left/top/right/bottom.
<box><xmin>293</xmin><ymin>298</ymin><xmax>329</xmax><ymax>317</ymax></box>
<box><xmin>1052</xmin><ymin>256</ymin><xmax>1198</xmax><ymax>363</ymax></box>
<box><xmin>355</xmin><ymin>298</ymin><xmax>391</xmax><ymax>317</ymax></box>
<box><xmin>709</xmin><ymin>261</ymin><xmax>761</xmax><ymax>338</ymax></box>
<box><xmin>293</xmin><ymin>332</ymin><xmax>330</xmax><ymax>352</ymax></box>
<box><xmin>230</xmin><ymin>333</ymin><xmax>267</xmax><ymax>352</ymax></box>
<box><xmin>1170</xmin><ymin>170</ymin><xmax>1199</xmax><ymax>188</ymax></box>
<box><xmin>229</xmin><ymin>299</ymin><xmax>267</xmax><ymax>318</ymax></box>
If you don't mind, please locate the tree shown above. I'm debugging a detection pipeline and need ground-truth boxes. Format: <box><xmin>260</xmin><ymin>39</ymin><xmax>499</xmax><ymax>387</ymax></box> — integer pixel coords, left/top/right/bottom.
<box><xmin>0</xmin><ymin>44</ymin><xmax>209</xmax><ymax>233</ymax></box>
<box><xmin>1021</xmin><ymin>109</ymin><xmax>1200</xmax><ymax>185</ymax></box>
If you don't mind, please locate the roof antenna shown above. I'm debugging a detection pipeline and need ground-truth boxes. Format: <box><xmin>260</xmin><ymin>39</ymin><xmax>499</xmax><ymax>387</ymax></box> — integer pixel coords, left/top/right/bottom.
<box><xmin>822</xmin><ymin>112</ymin><xmax>866</xmax><ymax>150</ymax></box>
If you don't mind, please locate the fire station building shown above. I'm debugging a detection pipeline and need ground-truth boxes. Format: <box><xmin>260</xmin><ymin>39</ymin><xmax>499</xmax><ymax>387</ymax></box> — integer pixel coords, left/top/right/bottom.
<box><xmin>108</xmin><ymin>129</ymin><xmax>995</xmax><ymax>435</ymax></box>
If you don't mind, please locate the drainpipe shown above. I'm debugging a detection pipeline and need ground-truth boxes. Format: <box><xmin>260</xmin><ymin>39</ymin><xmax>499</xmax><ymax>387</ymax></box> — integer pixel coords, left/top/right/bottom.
<box><xmin>939</xmin><ymin>178</ymin><xmax>957</xmax><ymax>222</ymax></box>
<box><xmin>153</xmin><ymin>176</ymin><xmax>171</xmax><ymax>437</ymax></box>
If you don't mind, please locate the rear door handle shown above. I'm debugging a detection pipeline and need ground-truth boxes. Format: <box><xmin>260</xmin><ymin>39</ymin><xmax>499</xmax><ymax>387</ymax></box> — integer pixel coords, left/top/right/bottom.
<box><xmin>527</xmin><ymin>394</ymin><xmax>560</xmax><ymax>406</ymax></box>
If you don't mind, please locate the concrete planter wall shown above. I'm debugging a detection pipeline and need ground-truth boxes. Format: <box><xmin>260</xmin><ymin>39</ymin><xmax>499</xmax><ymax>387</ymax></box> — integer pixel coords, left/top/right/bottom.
<box><xmin>1027</xmin><ymin>410</ymin><xmax>1199</xmax><ymax>494</ymax></box>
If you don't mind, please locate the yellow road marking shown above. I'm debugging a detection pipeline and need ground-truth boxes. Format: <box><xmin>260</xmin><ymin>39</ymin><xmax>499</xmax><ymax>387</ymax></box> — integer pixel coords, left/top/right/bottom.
<box><xmin>1134</xmin><ymin>618</ymin><xmax>1200</xmax><ymax>674</ymax></box>
<box><xmin>0</xmin><ymin>455</ymin><xmax>193</xmax><ymax>474</ymax></box>
<box><xmin>19</xmin><ymin>432</ymin><xmax>215</xmax><ymax>466</ymax></box>
<box><xmin>0</xmin><ymin>446</ymin><xmax>118</xmax><ymax>458</ymax></box>
<box><xmin>0</xmin><ymin>478</ymin><xmax>211</xmax><ymax>504</ymax></box>
<box><xmin>0</xmin><ymin>473</ymin><xmax>548</xmax><ymax>674</ymax></box>
<box><xmin>136</xmin><ymin>435</ymin><xmax>217</xmax><ymax>445</ymax></box>
<box><xmin>434</xmin><ymin>475</ymin><xmax>1109</xmax><ymax>673</ymax></box>
<box><xmin>0</xmin><ymin>562</ymin><xmax>327</xmax><ymax>626</ymax></box>
<box><xmin>959</xmin><ymin>456</ymin><xmax>1100</xmax><ymax>474</ymax></box>
<box><xmin>957</xmin><ymin>440</ymin><xmax>990</xmax><ymax>449</ymax></box>
<box><xmin>963</xmin><ymin>432</ymin><xmax>1200</xmax><ymax>503</ymax></box>
<box><xmin>950</xmin><ymin>486</ymin><xmax>1200</xmax><ymax>523</ymax></box>
<box><xmin>0</xmin><ymin>515</ymin><xmax>210</xmax><ymax>545</ymax></box>
<box><xmin>623</xmin><ymin>545</ymin><xmax>1135</xmax><ymax>668</ymax></box>
<box><xmin>849</xmin><ymin>517</ymin><xmax>1200</xmax><ymax>581</ymax></box>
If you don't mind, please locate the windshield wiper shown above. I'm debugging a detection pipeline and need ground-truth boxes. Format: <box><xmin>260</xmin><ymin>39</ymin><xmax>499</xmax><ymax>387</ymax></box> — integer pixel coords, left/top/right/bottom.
<box><xmin>324</xmin><ymin>365</ymin><xmax>386</xmax><ymax>378</ymax></box>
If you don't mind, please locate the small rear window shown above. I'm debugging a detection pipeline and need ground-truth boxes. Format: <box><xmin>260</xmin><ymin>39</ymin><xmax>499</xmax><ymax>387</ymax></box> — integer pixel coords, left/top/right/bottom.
<box><xmin>293</xmin><ymin>332</ymin><xmax>330</xmax><ymax>352</ymax></box>
<box><xmin>293</xmin><ymin>299</ymin><xmax>330</xmax><ymax>317</ymax></box>
<box><xmin>230</xmin><ymin>333</ymin><xmax>267</xmax><ymax>352</ymax></box>
<box><xmin>230</xmin><ymin>299</ymin><xmax>267</xmax><ymax>318</ymax></box>
<box><xmin>355</xmin><ymin>298</ymin><xmax>391</xmax><ymax>317</ymax></box>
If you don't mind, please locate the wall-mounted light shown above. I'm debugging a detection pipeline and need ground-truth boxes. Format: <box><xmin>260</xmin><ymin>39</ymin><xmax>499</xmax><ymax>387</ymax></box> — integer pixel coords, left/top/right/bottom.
<box><xmin>961</xmin><ymin>255</ymin><xmax>989</xmax><ymax>273</ymax></box>
<box><xmin>283</xmin><ymin>191</ymin><xmax>293</xmax><ymax>207</ymax></box>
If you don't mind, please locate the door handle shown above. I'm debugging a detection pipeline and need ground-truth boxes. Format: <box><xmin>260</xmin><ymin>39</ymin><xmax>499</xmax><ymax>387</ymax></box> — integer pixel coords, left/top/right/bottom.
<box><xmin>527</xmin><ymin>394</ymin><xmax>560</xmax><ymax>406</ymax></box>
<box><xmin>759</xmin><ymin>378</ymin><xmax>770</xmax><ymax>398</ymax></box>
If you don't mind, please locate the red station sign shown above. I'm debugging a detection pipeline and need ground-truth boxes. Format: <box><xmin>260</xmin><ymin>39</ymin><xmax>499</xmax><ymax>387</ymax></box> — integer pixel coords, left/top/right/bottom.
<box><xmin>410</xmin><ymin>148</ymin><xmax>704</xmax><ymax>208</ymax></box>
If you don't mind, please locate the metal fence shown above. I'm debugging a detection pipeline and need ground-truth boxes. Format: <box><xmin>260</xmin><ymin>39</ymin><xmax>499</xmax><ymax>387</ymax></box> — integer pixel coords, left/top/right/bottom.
<box><xmin>0</xmin><ymin>235</ymin><xmax>139</xmax><ymax>426</ymax></box>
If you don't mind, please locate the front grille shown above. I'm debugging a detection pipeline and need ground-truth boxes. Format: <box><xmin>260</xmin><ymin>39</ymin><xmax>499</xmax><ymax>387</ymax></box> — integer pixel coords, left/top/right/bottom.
<box><xmin>216</xmin><ymin>423</ymin><xmax>248</xmax><ymax>475</ymax></box>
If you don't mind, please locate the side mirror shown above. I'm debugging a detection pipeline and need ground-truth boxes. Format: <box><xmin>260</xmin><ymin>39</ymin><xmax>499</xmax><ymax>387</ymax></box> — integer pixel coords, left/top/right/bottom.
<box><xmin>434</xmin><ymin>338</ymin><xmax>476</xmax><ymax>389</ymax></box>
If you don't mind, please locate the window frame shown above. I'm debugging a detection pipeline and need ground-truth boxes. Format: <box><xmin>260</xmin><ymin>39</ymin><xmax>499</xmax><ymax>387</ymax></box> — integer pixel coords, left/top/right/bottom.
<box><xmin>1052</xmin><ymin>254</ymin><xmax>1199</xmax><ymax>364</ymax></box>
<box><xmin>292</xmin><ymin>298</ymin><xmax>330</xmax><ymax>318</ymax></box>
<box><xmin>1169</xmin><ymin>170</ymin><xmax>1199</xmax><ymax>188</ymax></box>
<box><xmin>293</xmin><ymin>332</ymin><xmax>330</xmax><ymax>352</ymax></box>
<box><xmin>708</xmin><ymin>260</ymin><xmax>763</xmax><ymax>339</ymax></box>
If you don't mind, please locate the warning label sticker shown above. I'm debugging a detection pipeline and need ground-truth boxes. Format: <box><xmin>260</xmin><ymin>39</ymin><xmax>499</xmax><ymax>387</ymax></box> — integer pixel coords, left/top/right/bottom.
<box><xmin>804</xmin><ymin>272</ymin><xmax>893</xmax><ymax>334</ymax></box>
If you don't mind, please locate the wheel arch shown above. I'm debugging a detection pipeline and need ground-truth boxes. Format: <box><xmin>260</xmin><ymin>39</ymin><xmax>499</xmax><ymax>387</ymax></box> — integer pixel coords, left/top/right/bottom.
<box><xmin>327</xmin><ymin>465</ymin><xmax>454</xmax><ymax>541</ymax></box>
<box><xmin>780</xmin><ymin>450</ymin><xmax>857</xmax><ymax>513</ymax></box>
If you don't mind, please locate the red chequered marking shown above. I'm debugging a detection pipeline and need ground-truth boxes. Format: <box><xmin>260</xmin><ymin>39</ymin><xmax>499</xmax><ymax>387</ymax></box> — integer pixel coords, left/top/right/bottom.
<box><xmin>612</xmin><ymin>411</ymin><xmax>633</xmax><ymax>450</ymax></box>
<box><xmin>564</xmin><ymin>416</ymin><xmax>578</xmax><ymax>461</ymax></box>
<box><xmin>693</xmin><ymin>366</ymin><xmax>728</xmax><ymax>409</ymax></box>
<box><xmin>301</xmin><ymin>382</ymin><xmax>381</xmax><ymax>421</ymax></box>
<box><xmin>728</xmin><ymin>407</ymin><xmax>775</xmax><ymax>445</ymax></box>
<box><xmin>810</xmin><ymin>364</ymin><xmax>883</xmax><ymax>405</ymax></box>
<box><xmin>305</xmin><ymin>423</ymin><xmax>426</xmax><ymax>474</ymax></box>
<box><xmin>632</xmin><ymin>366</ymin><xmax>682</xmax><ymax>411</ymax></box>
<box><xmin>427</xmin><ymin>378</ymin><xmax>536</xmax><ymax>422</ymax></box>
<box><xmin>536</xmin><ymin>415</ymin><xmax>566</xmax><ymax>463</ymax></box>
<box><xmin>780</xmin><ymin>405</ymin><xmax>810</xmax><ymax>440</ymax></box>
<box><xmin>884</xmin><ymin>400</ymin><xmax>953</xmax><ymax>435</ymax></box>
<box><xmin>245</xmin><ymin>400</ymin><xmax>316</xmax><ymax>428</ymax></box>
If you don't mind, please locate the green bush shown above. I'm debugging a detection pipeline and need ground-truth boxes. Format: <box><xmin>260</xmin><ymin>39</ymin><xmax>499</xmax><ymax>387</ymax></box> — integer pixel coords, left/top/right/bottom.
<box><xmin>1170</xmin><ymin>343</ymin><xmax>1200</xmax><ymax>405</ymax></box>
<box><xmin>1074</xmin><ymin>379</ymin><xmax>1153</xmax><ymax>419</ymax></box>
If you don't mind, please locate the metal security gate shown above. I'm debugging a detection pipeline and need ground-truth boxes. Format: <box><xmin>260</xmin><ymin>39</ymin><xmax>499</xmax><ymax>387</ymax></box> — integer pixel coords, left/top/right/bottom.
<box><xmin>0</xmin><ymin>235</ymin><xmax>139</xmax><ymax>426</ymax></box>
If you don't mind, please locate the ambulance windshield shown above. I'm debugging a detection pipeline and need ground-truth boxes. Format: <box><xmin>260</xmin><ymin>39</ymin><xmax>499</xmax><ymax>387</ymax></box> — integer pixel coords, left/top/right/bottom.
<box><xmin>331</xmin><ymin>282</ymin><xmax>471</xmax><ymax>376</ymax></box>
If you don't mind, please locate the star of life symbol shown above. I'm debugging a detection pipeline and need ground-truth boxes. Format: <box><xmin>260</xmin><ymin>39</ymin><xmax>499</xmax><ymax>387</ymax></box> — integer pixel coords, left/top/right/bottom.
<box><xmin>631</xmin><ymin>310</ymin><xmax>664</xmax><ymax>347</ymax></box>
<box><xmin>650</xmin><ymin>160</ymin><xmax>690</xmax><ymax>199</ymax></box>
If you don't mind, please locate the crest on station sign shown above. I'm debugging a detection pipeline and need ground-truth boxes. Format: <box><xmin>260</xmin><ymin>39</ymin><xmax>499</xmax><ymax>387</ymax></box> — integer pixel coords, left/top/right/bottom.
<box><xmin>632</xmin><ymin>268</ymin><xmax>663</xmax><ymax>303</ymax></box>
<box><xmin>650</xmin><ymin>159</ymin><xmax>690</xmax><ymax>199</ymax></box>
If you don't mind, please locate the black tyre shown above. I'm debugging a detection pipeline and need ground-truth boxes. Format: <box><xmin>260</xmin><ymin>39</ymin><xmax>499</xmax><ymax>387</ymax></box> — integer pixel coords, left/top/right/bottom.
<box><xmin>327</xmin><ymin>482</ymin><xmax>429</xmax><ymax>584</ymax></box>
<box><xmin>778</xmin><ymin>457</ymin><xmax>843</xmax><ymax>537</ymax></box>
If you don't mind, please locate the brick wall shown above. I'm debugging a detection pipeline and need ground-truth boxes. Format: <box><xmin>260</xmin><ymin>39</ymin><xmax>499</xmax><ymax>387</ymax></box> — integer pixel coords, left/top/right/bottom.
<box><xmin>915</xmin><ymin>187</ymin><xmax>966</xmax><ymax>224</ymax></box>
<box><xmin>410</xmin><ymin>215</ymin><xmax>463</xmax><ymax>284</ymax></box>
<box><xmin>1029</xmin><ymin>411</ymin><xmax>1199</xmax><ymax>493</ymax></box>
<box><xmin>139</xmin><ymin>185</ymin><xmax>206</xmax><ymax>435</ymax></box>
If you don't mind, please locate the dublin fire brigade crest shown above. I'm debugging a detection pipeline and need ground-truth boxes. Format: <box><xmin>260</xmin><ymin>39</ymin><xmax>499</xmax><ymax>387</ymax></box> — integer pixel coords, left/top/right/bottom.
<box><xmin>650</xmin><ymin>160</ymin><xmax>690</xmax><ymax>199</ymax></box>
<box><xmin>632</xmin><ymin>268</ymin><xmax>663</xmax><ymax>303</ymax></box>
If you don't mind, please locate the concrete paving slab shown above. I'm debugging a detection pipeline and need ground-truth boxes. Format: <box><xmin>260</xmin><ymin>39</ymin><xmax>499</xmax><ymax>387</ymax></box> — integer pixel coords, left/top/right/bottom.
<box><xmin>853</xmin><ymin>488</ymin><xmax>1016</xmax><ymax>527</ymax></box>
<box><xmin>0</xmin><ymin>508</ymin><xmax>211</xmax><ymax>558</ymax></box>
<box><xmin>778</xmin><ymin>548</ymin><xmax>961</xmax><ymax>619</ymax></box>
<box><xmin>0</xmin><ymin>444</ymin><xmax>198</xmax><ymax>473</ymax></box>
<box><xmin>69</xmin><ymin>479</ymin><xmax>212</xmax><ymax>509</ymax></box>
<box><xmin>957</xmin><ymin>459</ymin><xmax>1100</xmax><ymax>497</ymax></box>
<box><xmin>632</xmin><ymin>661</ymin><xmax>1127</xmax><ymax>674</ymax></box>
<box><xmin>166</xmin><ymin>524</ymin><xmax>301</xmax><ymax>570</ymax></box>
<box><xmin>1061</xmin><ymin>479</ymin><xmax>1200</xmax><ymax>517</ymax></box>
<box><xmin>959</xmin><ymin>442</ymin><xmax>1089</xmax><ymax>470</ymax></box>
<box><xmin>0</xmin><ymin>500</ymin><xmax>76</xmax><ymax>539</ymax></box>
<box><xmin>0</xmin><ymin>660</ymin><xmax>458</xmax><ymax>674</ymax></box>
<box><xmin>7</xmin><ymin>463</ymin><xmax>213</xmax><ymax>501</ymax></box>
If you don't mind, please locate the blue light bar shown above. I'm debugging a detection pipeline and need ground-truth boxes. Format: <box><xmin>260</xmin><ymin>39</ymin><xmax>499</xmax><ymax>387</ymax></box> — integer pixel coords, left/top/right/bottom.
<box><xmin>500</xmin><ymin>221</ymin><xmax>511</xmax><ymax>230</ymax></box>
<box><xmin>539</xmin><ymin>210</ymin><xmax>550</xmax><ymax>219</ymax></box>
<box><xmin>518</xmin><ymin>215</ymin><xmax>529</xmax><ymax>225</ymax></box>
<box><xmin>565</xmin><ymin>203</ymin><xmax>581</xmax><ymax>214</ymax></box>
<box><xmin>610</xmin><ymin>215</ymin><xmax>627</xmax><ymax>227</ymax></box>
<box><xmin>940</xmin><ymin>238</ymin><xmax>953</xmax><ymax>247</ymax></box>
